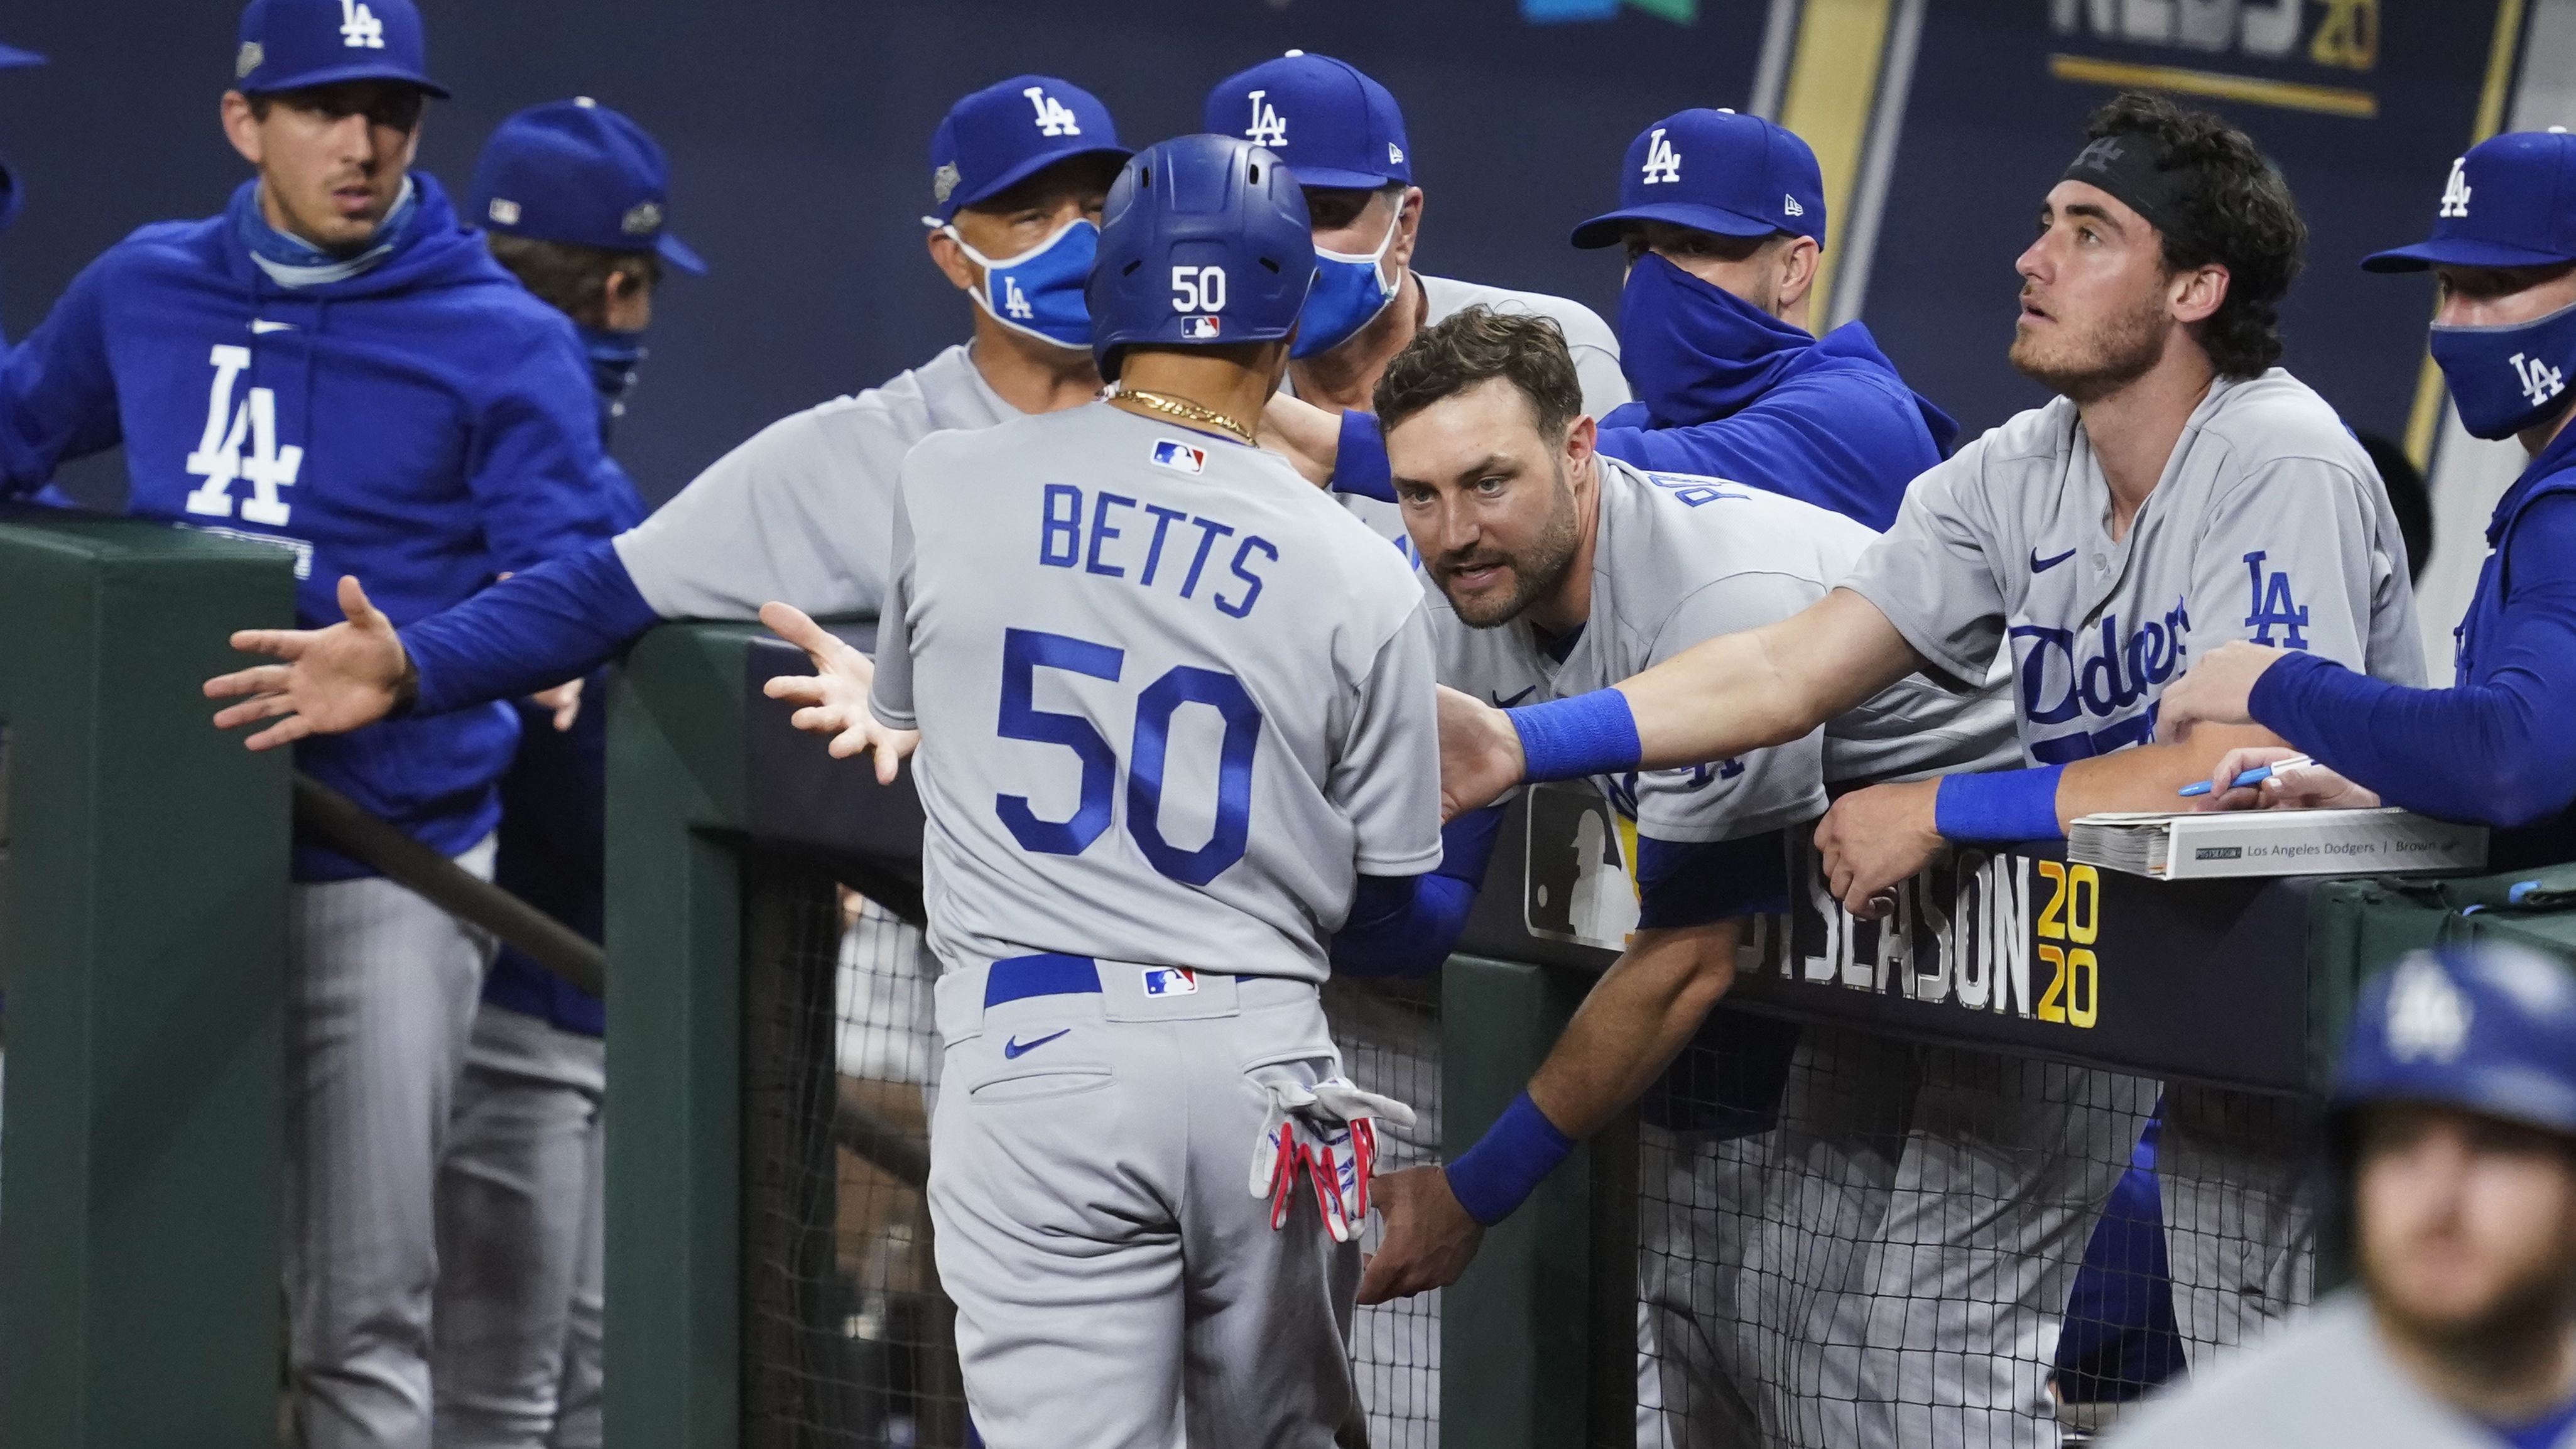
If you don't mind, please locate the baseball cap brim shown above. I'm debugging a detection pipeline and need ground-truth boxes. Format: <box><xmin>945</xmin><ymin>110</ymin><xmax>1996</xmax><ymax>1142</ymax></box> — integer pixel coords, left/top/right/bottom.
<box><xmin>2362</xmin><ymin>236</ymin><xmax>2576</xmax><ymax>273</ymax></box>
<box><xmin>655</xmin><ymin>232</ymin><xmax>707</xmax><ymax>276</ymax></box>
<box><xmin>1570</xmin><ymin>200</ymin><xmax>1780</xmax><ymax>250</ymax></box>
<box><xmin>242</xmin><ymin>60</ymin><xmax>451</xmax><ymax>100</ymax></box>
<box><xmin>1276</xmin><ymin>161</ymin><xmax>1403</xmax><ymax>192</ymax></box>
<box><xmin>0</xmin><ymin>43</ymin><xmax>45</xmax><ymax>69</ymax></box>
<box><xmin>948</xmin><ymin>141</ymin><xmax>1134</xmax><ymax>216</ymax></box>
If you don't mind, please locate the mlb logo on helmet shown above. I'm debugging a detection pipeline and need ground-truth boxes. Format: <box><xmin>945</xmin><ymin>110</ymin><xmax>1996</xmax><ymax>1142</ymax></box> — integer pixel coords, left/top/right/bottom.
<box><xmin>1151</xmin><ymin>440</ymin><xmax>1207</xmax><ymax>474</ymax></box>
<box><xmin>1143</xmin><ymin>967</ymin><xmax>1200</xmax><ymax>997</ymax></box>
<box><xmin>1181</xmin><ymin>315</ymin><xmax>1222</xmax><ymax>340</ymax></box>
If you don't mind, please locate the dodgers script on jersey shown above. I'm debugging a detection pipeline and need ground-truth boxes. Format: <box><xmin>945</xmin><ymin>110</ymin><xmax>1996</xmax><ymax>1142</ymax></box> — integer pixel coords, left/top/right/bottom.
<box><xmin>871</xmin><ymin>404</ymin><xmax>1443</xmax><ymax>982</ymax></box>
<box><xmin>1432</xmin><ymin>457</ymin><xmax>2018</xmax><ymax>840</ymax></box>
<box><xmin>1842</xmin><ymin>369</ymin><xmax>2426</xmax><ymax>764</ymax></box>
<box><xmin>614</xmin><ymin>342</ymin><xmax>1016</xmax><ymax>619</ymax></box>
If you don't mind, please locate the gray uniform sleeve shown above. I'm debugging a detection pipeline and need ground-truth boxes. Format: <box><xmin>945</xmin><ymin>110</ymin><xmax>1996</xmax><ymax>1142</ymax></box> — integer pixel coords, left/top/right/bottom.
<box><xmin>2183</xmin><ymin>457</ymin><xmax>2423</xmax><ymax>682</ymax></box>
<box><xmin>1837</xmin><ymin>455</ymin><xmax>2009</xmax><ymax>688</ymax></box>
<box><xmin>866</xmin><ymin>487</ymin><xmax>918</xmax><ymax>730</ymax></box>
<box><xmin>1631</xmin><ymin>573</ymin><xmax>1830</xmax><ymax>843</ymax></box>
<box><xmin>1330</xmin><ymin>603</ymin><xmax>1445</xmax><ymax>876</ymax></box>
<box><xmin>1573</xmin><ymin>341</ymin><xmax>1633</xmax><ymax>420</ymax></box>
<box><xmin>612</xmin><ymin>401</ymin><xmax>898</xmax><ymax>620</ymax></box>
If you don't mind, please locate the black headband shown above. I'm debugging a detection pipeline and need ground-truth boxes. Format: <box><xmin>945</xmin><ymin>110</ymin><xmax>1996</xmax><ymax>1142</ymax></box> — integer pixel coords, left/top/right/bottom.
<box><xmin>2062</xmin><ymin>134</ymin><xmax>2199</xmax><ymax>248</ymax></box>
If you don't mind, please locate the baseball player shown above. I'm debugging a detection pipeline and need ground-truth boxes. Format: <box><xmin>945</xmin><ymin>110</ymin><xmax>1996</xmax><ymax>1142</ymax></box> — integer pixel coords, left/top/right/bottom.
<box><xmin>1428</xmin><ymin>93</ymin><xmax>2424</xmax><ymax>1443</ymax></box>
<box><xmin>759</xmin><ymin>131</ymin><xmax>1441</xmax><ymax>1448</ymax></box>
<box><xmin>425</xmin><ymin>97</ymin><xmax>704</xmax><ymax>1449</ymax></box>
<box><xmin>1317</xmin><ymin>306</ymin><xmax>2015</xmax><ymax>1436</ymax></box>
<box><xmin>1203</xmin><ymin>51</ymin><xmax>1631</xmax><ymax>553</ymax></box>
<box><xmin>1313</xmin><ymin>107</ymin><xmax>1959</xmax><ymax>533</ymax></box>
<box><xmin>198</xmin><ymin>74</ymin><xmax>1131</xmax><ymax>749</ymax></box>
<box><xmin>0</xmin><ymin>3</ymin><xmax>633</xmax><ymax>1444</ymax></box>
<box><xmin>2161</xmin><ymin>129</ymin><xmax>2576</xmax><ymax>874</ymax></box>
<box><xmin>2107</xmin><ymin>943</ymin><xmax>2576</xmax><ymax>1449</ymax></box>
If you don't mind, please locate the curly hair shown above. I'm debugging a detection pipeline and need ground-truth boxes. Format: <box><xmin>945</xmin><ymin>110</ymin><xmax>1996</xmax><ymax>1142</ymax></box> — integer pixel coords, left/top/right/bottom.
<box><xmin>2085</xmin><ymin>92</ymin><xmax>2305</xmax><ymax>378</ymax></box>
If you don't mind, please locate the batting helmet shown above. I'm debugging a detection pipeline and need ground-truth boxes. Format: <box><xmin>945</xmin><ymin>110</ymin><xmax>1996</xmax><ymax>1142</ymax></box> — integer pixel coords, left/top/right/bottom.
<box><xmin>2332</xmin><ymin>942</ymin><xmax>2576</xmax><ymax>1141</ymax></box>
<box><xmin>1087</xmin><ymin>133</ymin><xmax>1315</xmax><ymax>382</ymax></box>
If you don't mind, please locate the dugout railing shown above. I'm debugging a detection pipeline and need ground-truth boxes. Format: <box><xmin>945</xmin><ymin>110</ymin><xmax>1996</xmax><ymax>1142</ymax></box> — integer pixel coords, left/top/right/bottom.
<box><xmin>601</xmin><ymin>617</ymin><xmax>2439</xmax><ymax>1449</ymax></box>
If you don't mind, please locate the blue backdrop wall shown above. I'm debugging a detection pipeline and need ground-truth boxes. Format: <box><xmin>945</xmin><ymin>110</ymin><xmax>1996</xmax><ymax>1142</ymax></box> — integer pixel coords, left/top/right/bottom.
<box><xmin>0</xmin><ymin>0</ymin><xmax>1764</xmax><ymax>509</ymax></box>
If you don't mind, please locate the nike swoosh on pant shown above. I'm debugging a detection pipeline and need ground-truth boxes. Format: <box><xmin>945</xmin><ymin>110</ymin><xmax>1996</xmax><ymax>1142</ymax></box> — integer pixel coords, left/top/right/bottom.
<box><xmin>1002</xmin><ymin>1028</ymin><xmax>1072</xmax><ymax>1060</ymax></box>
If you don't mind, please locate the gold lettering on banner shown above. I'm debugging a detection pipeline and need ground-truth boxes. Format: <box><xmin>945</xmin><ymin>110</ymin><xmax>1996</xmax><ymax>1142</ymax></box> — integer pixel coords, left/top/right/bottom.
<box><xmin>2308</xmin><ymin>0</ymin><xmax>2378</xmax><ymax>70</ymax></box>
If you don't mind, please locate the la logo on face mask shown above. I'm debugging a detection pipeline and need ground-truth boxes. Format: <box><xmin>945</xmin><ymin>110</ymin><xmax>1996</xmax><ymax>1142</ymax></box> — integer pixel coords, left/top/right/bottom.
<box><xmin>1245</xmin><ymin>90</ymin><xmax>1288</xmax><ymax>148</ymax></box>
<box><xmin>2439</xmin><ymin>157</ymin><xmax>2473</xmax><ymax>218</ymax></box>
<box><xmin>2513</xmin><ymin>351</ymin><xmax>2566</xmax><ymax>408</ymax></box>
<box><xmin>1023</xmin><ymin>87</ymin><xmax>1082</xmax><ymax>138</ymax></box>
<box><xmin>1003</xmin><ymin>275</ymin><xmax>1035</xmax><ymax>320</ymax></box>
<box><xmin>1641</xmin><ymin>128</ymin><xmax>1682</xmax><ymax>185</ymax></box>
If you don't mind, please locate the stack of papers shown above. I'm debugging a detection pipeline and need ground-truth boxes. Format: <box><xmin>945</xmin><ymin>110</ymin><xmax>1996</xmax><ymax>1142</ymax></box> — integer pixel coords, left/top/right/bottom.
<box><xmin>2069</xmin><ymin>807</ymin><xmax>2489</xmax><ymax>881</ymax></box>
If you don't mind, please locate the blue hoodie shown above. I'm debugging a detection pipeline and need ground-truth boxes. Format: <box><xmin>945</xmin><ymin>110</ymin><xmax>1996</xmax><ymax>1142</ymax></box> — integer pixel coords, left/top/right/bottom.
<box><xmin>0</xmin><ymin>173</ymin><xmax>631</xmax><ymax>880</ymax></box>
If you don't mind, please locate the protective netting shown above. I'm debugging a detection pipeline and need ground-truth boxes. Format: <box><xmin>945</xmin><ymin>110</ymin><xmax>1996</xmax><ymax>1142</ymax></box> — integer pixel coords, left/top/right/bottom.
<box><xmin>737</xmin><ymin>862</ymin><xmax>2315</xmax><ymax>1448</ymax></box>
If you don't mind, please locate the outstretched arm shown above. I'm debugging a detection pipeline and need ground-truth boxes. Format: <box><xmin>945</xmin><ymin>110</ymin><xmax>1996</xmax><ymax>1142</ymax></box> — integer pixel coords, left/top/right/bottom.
<box><xmin>1438</xmin><ymin>587</ymin><xmax>1926</xmax><ymax>818</ymax></box>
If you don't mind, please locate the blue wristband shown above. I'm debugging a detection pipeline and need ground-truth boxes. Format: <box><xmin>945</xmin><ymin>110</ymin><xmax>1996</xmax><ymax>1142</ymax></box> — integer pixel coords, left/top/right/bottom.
<box><xmin>1330</xmin><ymin>409</ymin><xmax>1396</xmax><ymax>504</ymax></box>
<box><xmin>1933</xmin><ymin>764</ymin><xmax>2068</xmax><ymax>842</ymax></box>
<box><xmin>1510</xmin><ymin>690</ymin><xmax>1642</xmax><ymax>783</ymax></box>
<box><xmin>1443</xmin><ymin>1092</ymin><xmax>1575</xmax><ymax>1227</ymax></box>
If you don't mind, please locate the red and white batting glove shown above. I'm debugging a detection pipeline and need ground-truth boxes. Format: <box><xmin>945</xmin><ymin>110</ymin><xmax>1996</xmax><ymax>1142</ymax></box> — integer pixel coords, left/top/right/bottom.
<box><xmin>1249</xmin><ymin>1073</ymin><xmax>1416</xmax><ymax>1243</ymax></box>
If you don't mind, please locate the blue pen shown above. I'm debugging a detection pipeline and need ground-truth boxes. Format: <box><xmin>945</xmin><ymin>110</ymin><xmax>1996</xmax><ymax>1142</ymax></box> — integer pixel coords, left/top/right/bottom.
<box><xmin>2178</xmin><ymin>754</ymin><xmax>2315</xmax><ymax>797</ymax></box>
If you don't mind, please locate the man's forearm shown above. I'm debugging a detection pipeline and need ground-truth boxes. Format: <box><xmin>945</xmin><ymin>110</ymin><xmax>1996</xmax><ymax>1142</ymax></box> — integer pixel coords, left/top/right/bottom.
<box><xmin>1616</xmin><ymin>589</ymin><xmax>1922</xmax><ymax>774</ymax></box>
<box><xmin>2056</xmin><ymin>722</ymin><xmax>2285</xmax><ymax>825</ymax></box>
<box><xmin>1525</xmin><ymin>920</ymin><xmax>1741</xmax><ymax>1139</ymax></box>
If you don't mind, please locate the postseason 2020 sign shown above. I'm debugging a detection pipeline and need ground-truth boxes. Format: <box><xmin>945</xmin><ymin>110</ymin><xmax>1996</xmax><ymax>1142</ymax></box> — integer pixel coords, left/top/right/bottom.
<box><xmin>1462</xmin><ymin>783</ymin><xmax>2321</xmax><ymax>1095</ymax></box>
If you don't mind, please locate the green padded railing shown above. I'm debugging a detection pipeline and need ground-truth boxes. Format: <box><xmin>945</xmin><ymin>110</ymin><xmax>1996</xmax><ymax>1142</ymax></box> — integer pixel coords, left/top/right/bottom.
<box><xmin>0</xmin><ymin>508</ymin><xmax>294</xmax><ymax>1449</ymax></box>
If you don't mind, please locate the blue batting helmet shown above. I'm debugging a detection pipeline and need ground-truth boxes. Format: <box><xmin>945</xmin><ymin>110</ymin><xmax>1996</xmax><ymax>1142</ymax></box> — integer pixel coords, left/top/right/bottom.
<box><xmin>1087</xmin><ymin>133</ymin><xmax>1315</xmax><ymax>382</ymax></box>
<box><xmin>2332</xmin><ymin>942</ymin><xmax>2576</xmax><ymax>1141</ymax></box>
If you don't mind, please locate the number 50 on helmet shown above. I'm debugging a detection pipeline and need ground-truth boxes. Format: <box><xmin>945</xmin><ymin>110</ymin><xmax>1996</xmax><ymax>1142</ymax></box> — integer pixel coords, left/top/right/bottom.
<box><xmin>1087</xmin><ymin>133</ymin><xmax>1318</xmax><ymax>383</ymax></box>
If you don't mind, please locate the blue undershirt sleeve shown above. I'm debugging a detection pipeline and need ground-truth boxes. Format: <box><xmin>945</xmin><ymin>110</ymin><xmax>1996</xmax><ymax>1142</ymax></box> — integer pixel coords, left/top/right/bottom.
<box><xmin>1325</xmin><ymin>409</ymin><xmax>1398</xmax><ymax>504</ymax></box>
<box><xmin>1635</xmin><ymin>829</ymin><xmax>1789</xmax><ymax>929</ymax></box>
<box><xmin>2247</xmin><ymin>493</ymin><xmax>2576</xmax><ymax>829</ymax></box>
<box><xmin>1592</xmin><ymin>373</ymin><xmax>1913</xmax><ymax>531</ymax></box>
<box><xmin>1329</xmin><ymin>805</ymin><xmax>1508</xmax><ymax>978</ymax></box>
<box><xmin>402</xmin><ymin>538</ymin><xmax>665</xmax><ymax>717</ymax></box>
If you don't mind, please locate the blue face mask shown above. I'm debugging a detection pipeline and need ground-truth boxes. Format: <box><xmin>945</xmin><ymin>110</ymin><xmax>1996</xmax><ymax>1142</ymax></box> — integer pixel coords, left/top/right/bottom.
<box><xmin>1616</xmin><ymin>251</ymin><xmax>1814</xmax><ymax>428</ymax></box>
<box><xmin>578</xmin><ymin>325</ymin><xmax>648</xmax><ymax>438</ymax></box>
<box><xmin>2432</xmin><ymin>297</ymin><xmax>2576</xmax><ymax>441</ymax></box>
<box><xmin>1291</xmin><ymin>205</ymin><xmax>1403</xmax><ymax>360</ymax></box>
<box><xmin>935</xmin><ymin>215</ymin><xmax>1098</xmax><ymax>351</ymax></box>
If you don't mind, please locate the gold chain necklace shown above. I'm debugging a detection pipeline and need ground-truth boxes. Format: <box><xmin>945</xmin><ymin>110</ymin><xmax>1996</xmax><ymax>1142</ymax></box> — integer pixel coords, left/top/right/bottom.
<box><xmin>1114</xmin><ymin>388</ymin><xmax>1256</xmax><ymax>445</ymax></box>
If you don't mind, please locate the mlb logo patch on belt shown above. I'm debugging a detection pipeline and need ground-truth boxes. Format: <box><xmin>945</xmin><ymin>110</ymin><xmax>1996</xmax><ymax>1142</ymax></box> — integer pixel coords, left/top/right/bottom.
<box><xmin>1151</xmin><ymin>439</ymin><xmax>1207</xmax><ymax>474</ymax></box>
<box><xmin>1142</xmin><ymin>967</ymin><xmax>1200</xmax><ymax>997</ymax></box>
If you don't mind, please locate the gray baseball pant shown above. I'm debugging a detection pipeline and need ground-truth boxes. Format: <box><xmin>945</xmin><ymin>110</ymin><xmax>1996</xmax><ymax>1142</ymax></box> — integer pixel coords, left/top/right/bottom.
<box><xmin>928</xmin><ymin>961</ymin><xmax>1364</xmax><ymax>1449</ymax></box>
<box><xmin>288</xmin><ymin>837</ymin><xmax>497</xmax><ymax>1449</ymax></box>
<box><xmin>2156</xmin><ymin>1083</ymin><xmax>2315</xmax><ymax>1370</ymax></box>
<box><xmin>432</xmin><ymin>1001</ymin><xmax>606</xmax><ymax>1449</ymax></box>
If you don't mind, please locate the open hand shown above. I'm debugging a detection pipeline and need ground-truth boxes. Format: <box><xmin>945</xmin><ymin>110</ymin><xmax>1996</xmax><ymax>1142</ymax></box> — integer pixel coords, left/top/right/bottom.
<box><xmin>1815</xmin><ymin>778</ymin><xmax>1942</xmax><ymax>918</ymax></box>
<box><xmin>759</xmin><ymin>602</ymin><xmax>918</xmax><ymax>784</ymax></box>
<box><xmin>1437</xmin><ymin>685</ymin><xmax>1524</xmax><ymax>821</ymax></box>
<box><xmin>1356</xmin><ymin>1165</ymin><xmax>1486</xmax><ymax>1305</ymax></box>
<box><xmin>204</xmin><ymin>574</ymin><xmax>412</xmax><ymax>751</ymax></box>
<box><xmin>2155</xmin><ymin>641</ymin><xmax>2288</xmax><ymax>743</ymax></box>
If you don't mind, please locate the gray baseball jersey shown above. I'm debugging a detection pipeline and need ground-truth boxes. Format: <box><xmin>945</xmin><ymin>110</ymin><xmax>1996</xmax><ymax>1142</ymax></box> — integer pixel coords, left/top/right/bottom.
<box><xmin>612</xmin><ymin>342</ymin><xmax>1016</xmax><ymax>619</ymax></box>
<box><xmin>1430</xmin><ymin>457</ymin><xmax>2018</xmax><ymax>844</ymax></box>
<box><xmin>2104</xmin><ymin>1293</ymin><xmax>2573</xmax><ymax>1449</ymax></box>
<box><xmin>1840</xmin><ymin>368</ymin><xmax>2427</xmax><ymax>764</ymax></box>
<box><xmin>1336</xmin><ymin>273</ymin><xmax>1631</xmax><ymax>550</ymax></box>
<box><xmin>870</xmin><ymin>403</ymin><xmax>1444</xmax><ymax>983</ymax></box>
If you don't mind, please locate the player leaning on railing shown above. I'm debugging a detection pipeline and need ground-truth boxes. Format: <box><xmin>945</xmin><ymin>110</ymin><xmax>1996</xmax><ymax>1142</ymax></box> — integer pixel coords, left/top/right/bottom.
<box><xmin>761</xmin><ymin>133</ymin><xmax>1455</xmax><ymax>1449</ymax></box>
<box><xmin>2161</xmin><ymin>129</ymin><xmax>2576</xmax><ymax>874</ymax></box>
<box><xmin>1425</xmin><ymin>92</ymin><xmax>2427</xmax><ymax>1437</ymax></box>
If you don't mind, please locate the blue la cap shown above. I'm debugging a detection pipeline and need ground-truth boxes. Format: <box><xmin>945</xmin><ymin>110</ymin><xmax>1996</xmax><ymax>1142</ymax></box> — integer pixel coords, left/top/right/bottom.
<box><xmin>2364</xmin><ymin>129</ymin><xmax>2576</xmax><ymax>273</ymax></box>
<box><xmin>233</xmin><ymin>0</ymin><xmax>447</xmax><ymax>100</ymax></box>
<box><xmin>1202</xmin><ymin>51</ymin><xmax>1411</xmax><ymax>192</ymax></box>
<box><xmin>928</xmin><ymin>75</ymin><xmax>1128</xmax><ymax>223</ymax></box>
<box><xmin>2333</xmin><ymin>943</ymin><xmax>2576</xmax><ymax>1141</ymax></box>
<box><xmin>470</xmin><ymin>98</ymin><xmax>705</xmax><ymax>274</ymax></box>
<box><xmin>0</xmin><ymin>42</ymin><xmax>44</xmax><ymax>69</ymax></box>
<box><xmin>1570</xmin><ymin>109</ymin><xmax>1823</xmax><ymax>252</ymax></box>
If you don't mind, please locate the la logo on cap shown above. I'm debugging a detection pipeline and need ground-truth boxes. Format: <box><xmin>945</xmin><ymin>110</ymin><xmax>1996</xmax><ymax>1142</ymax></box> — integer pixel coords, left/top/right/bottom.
<box><xmin>1641</xmin><ymin>127</ymin><xmax>1681</xmax><ymax>185</ymax></box>
<box><xmin>339</xmin><ymin>0</ymin><xmax>385</xmax><ymax>50</ymax></box>
<box><xmin>2388</xmin><ymin>957</ymin><xmax>2472</xmax><ymax>1063</ymax></box>
<box><xmin>2439</xmin><ymin>156</ymin><xmax>2472</xmax><ymax>218</ymax></box>
<box><xmin>1024</xmin><ymin>86</ymin><xmax>1083</xmax><ymax>138</ymax></box>
<box><xmin>1246</xmin><ymin>89</ymin><xmax>1288</xmax><ymax>148</ymax></box>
